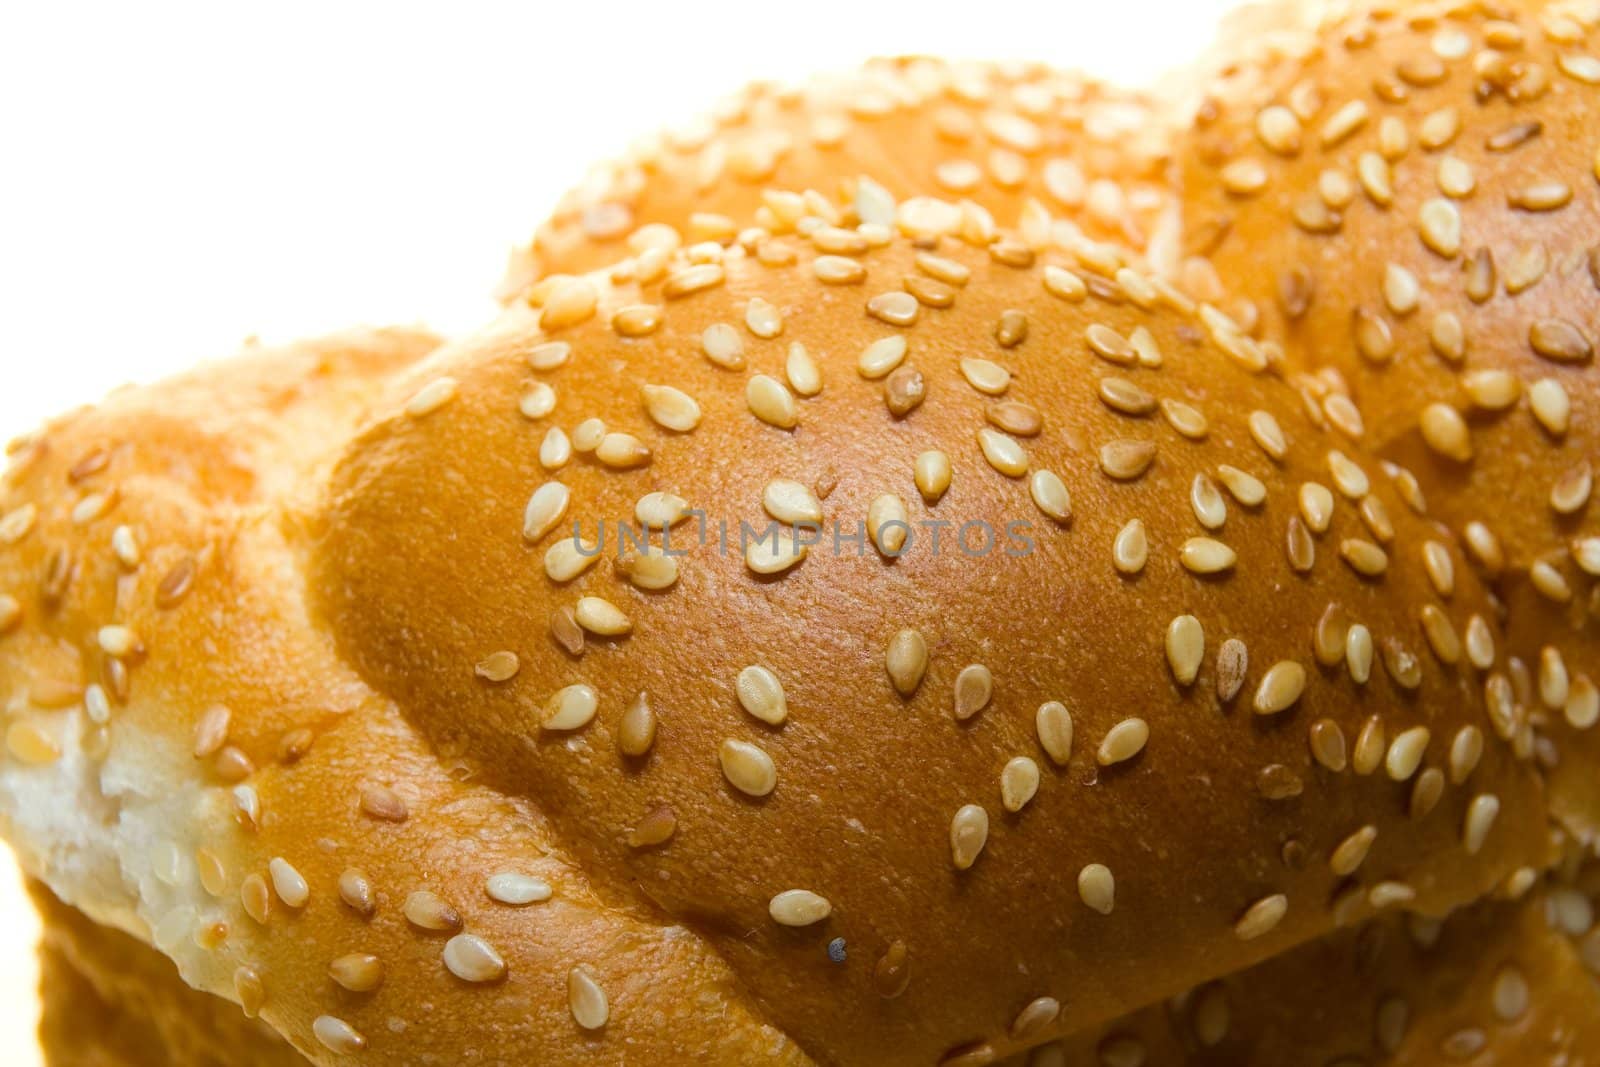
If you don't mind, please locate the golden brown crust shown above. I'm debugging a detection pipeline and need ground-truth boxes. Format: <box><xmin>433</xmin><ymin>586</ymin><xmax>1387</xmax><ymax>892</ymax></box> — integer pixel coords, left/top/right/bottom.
<box><xmin>1179</xmin><ymin>0</ymin><xmax>1599</xmax><ymax>611</ymax></box>
<box><xmin>304</xmin><ymin>226</ymin><xmax>1554</xmax><ymax>1063</ymax></box>
<box><xmin>501</xmin><ymin>57</ymin><xmax>1177</xmax><ymax>295</ymax></box>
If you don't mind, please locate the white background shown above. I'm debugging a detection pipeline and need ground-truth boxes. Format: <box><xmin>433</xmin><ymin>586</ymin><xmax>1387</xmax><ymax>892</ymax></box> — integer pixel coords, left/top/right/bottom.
<box><xmin>0</xmin><ymin>0</ymin><xmax>1236</xmax><ymax>1058</ymax></box>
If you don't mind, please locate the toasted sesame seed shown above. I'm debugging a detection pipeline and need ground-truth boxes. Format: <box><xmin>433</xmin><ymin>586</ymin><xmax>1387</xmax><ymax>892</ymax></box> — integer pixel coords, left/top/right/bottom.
<box><xmin>1541</xmin><ymin>647</ymin><xmax>1571</xmax><ymax>709</ymax></box>
<box><xmin>1418</xmin><ymin>605</ymin><xmax>1461</xmax><ymax>665</ymax></box>
<box><xmin>486</xmin><ymin>872</ymin><xmax>551</xmax><ymax>905</ymax></box>
<box><xmin>568</xmin><ymin>966</ymin><xmax>609</xmax><ymax>1030</ymax></box>
<box><xmin>1085</xmin><ymin>323</ymin><xmax>1136</xmax><ymax>365</ymax></box>
<box><xmin>1020</xmin><ymin>469</ymin><xmax>1071</xmax><ymax>523</ymax></box>
<box><xmin>1096</xmin><ymin>438</ymin><xmax>1156</xmax><ymax>481</ymax></box>
<box><xmin>769</xmin><ymin>889</ymin><xmax>831</xmax><ymax>927</ymax></box>
<box><xmin>855</xmin><ymin>335</ymin><xmax>910</xmax><ymax>380</ymax></box>
<box><xmin>329</xmin><ymin>953</ymin><xmax>384</xmax><ymax>993</ymax></box>
<box><xmin>626</xmin><ymin>803</ymin><xmax>677</xmax><ymax>848</ymax></box>
<box><xmin>572</xmin><ymin>596</ymin><xmax>629</xmax><ymax>637</ymax></box>
<box><xmin>1309</xmin><ymin>718</ymin><xmax>1347</xmax><ymax>772</ymax></box>
<box><xmin>1339</xmin><ymin>538</ymin><xmax>1388</xmax><ymax>577</ymax></box>
<box><xmin>1074</xmin><ymin>863</ymin><xmax>1116</xmax><ymax>915</ymax></box>
<box><xmin>312</xmin><ymin>1016</ymin><xmax>366</xmax><ymax>1055</ymax></box>
<box><xmin>1419</xmin><ymin>404</ymin><xmax>1472</xmax><ymax>462</ymax></box>
<box><xmin>1531</xmin><ymin>560</ymin><xmax>1573</xmax><ymax>602</ymax></box>
<box><xmin>747</xmin><ymin>375</ymin><xmax>799</xmax><ymax>429</ymax></box>
<box><xmin>359</xmin><ymin>783</ymin><xmax>408</xmax><ymax>823</ymax></box>
<box><xmin>337</xmin><ymin>868</ymin><xmax>375</xmax><ymax>917</ymax></box>
<box><xmin>1097</xmin><ymin>718</ymin><xmax>1149</xmax><ymax>766</ymax></box>
<box><xmin>915</xmin><ymin>450</ymin><xmax>952</xmax><ymax>502</ymax></box>
<box><xmin>1113</xmin><ymin>520</ymin><xmax>1148</xmax><ymax>575</ymax></box>
<box><xmin>950</xmin><ymin>804</ymin><xmax>989</xmax><ymax>870</ymax></box>
<box><xmin>1568</xmin><ymin>676</ymin><xmax>1599</xmax><ymax>730</ymax></box>
<box><xmin>760</xmin><ymin>479</ymin><xmax>822</xmax><ymax>526</ymax></box>
<box><xmin>1462</xmin><ymin>793</ymin><xmax>1499</xmax><ymax>856</ymax></box>
<box><xmin>977</xmin><ymin>428</ymin><xmax>1028</xmax><ymax>478</ymax></box>
<box><xmin>884</xmin><ymin>629</ymin><xmax>930</xmax><ymax>697</ymax></box>
<box><xmin>1189</xmin><ymin>473</ymin><xmax>1227</xmax><ymax>530</ymax></box>
<box><xmin>1351</xmin><ymin>713</ymin><xmax>1385</xmax><ymax>778</ymax></box>
<box><xmin>1530</xmin><ymin>318</ymin><xmax>1592</xmax><ymax>363</ymax></box>
<box><xmin>1253</xmin><ymin>661</ymin><xmax>1305</xmax><ymax>715</ymax></box>
<box><xmin>1160</xmin><ymin>399</ymin><xmax>1209</xmax><ymax>440</ymax></box>
<box><xmin>720</xmin><ymin>738</ymin><xmax>776</xmax><ymax>797</ymax></box>
<box><xmin>542</xmin><ymin>684</ymin><xmax>598</xmax><ymax>731</ymax></box>
<box><xmin>1234</xmin><ymin>894</ymin><xmax>1287</xmax><ymax>941</ymax></box>
<box><xmin>404</xmin><ymin>890</ymin><xmax>461</xmax><ymax>932</ymax></box>
<box><xmin>1330</xmin><ymin>826</ymin><xmax>1377</xmax><ymax>877</ymax></box>
<box><xmin>1385</xmin><ymin>726</ymin><xmax>1430</xmax><ymax>782</ymax></box>
<box><xmin>813</xmin><ymin>255</ymin><xmax>866</xmax><ymax>285</ymax></box>
<box><xmin>960</xmin><ymin>358</ymin><xmax>1011</xmax><ymax>396</ymax></box>
<box><xmin>1552</xmin><ymin>462</ymin><xmax>1593</xmax><ymax>515</ymax></box>
<box><xmin>746</xmin><ymin>528</ymin><xmax>807</xmax><ymax>575</ymax></box>
<box><xmin>544</xmin><ymin>536</ymin><xmax>599</xmax><ymax>583</ymax></box>
<box><xmin>867</xmin><ymin>291</ymin><xmax>920</xmax><ymax>327</ymax></box>
<box><xmin>1179</xmin><ymin>537</ymin><xmax>1236</xmax><ymax>575</ymax></box>
<box><xmin>405</xmin><ymin>377</ymin><xmax>457</xmax><ymax>418</ymax></box>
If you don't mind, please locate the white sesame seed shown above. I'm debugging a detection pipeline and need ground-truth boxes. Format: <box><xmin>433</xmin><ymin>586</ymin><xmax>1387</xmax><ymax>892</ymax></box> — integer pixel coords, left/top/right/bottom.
<box><xmin>768</xmin><ymin>889</ymin><xmax>831</xmax><ymax>927</ymax></box>
<box><xmin>539</xmin><ymin>427</ymin><xmax>571</xmax><ymax>469</ymax></box>
<box><xmin>736</xmin><ymin>665</ymin><xmax>787</xmax><ymax>726</ymax></box>
<box><xmin>950</xmin><ymin>804</ymin><xmax>989</xmax><ymax>870</ymax></box>
<box><xmin>1385</xmin><ymin>727</ymin><xmax>1430</xmax><ymax>781</ymax></box>
<box><xmin>954</xmin><ymin>664</ymin><xmax>993</xmax><ymax>721</ymax></box>
<box><xmin>747</xmin><ymin>374</ymin><xmax>799</xmax><ymax>429</ymax></box>
<box><xmin>542</xmin><ymin>684</ymin><xmax>598</xmax><ymax>731</ymax></box>
<box><xmin>857</xmin><ymin>336</ymin><xmax>907</xmax><ymax>379</ymax></box>
<box><xmin>977</xmin><ymin>428</ymin><xmax>1028</xmax><ymax>478</ymax></box>
<box><xmin>1029</xmin><ymin>470</ymin><xmax>1071</xmax><ymax>523</ymax></box>
<box><xmin>97</xmin><ymin>625</ymin><xmax>138</xmax><ymax>657</ymax></box>
<box><xmin>960</xmin><ymin>358</ymin><xmax>1011</xmax><ymax>396</ymax></box>
<box><xmin>544</xmin><ymin>536</ymin><xmax>599</xmax><ymax>583</ymax></box>
<box><xmin>1179</xmin><ymin>537</ymin><xmax>1236</xmax><ymax>575</ymax></box>
<box><xmin>1418</xmin><ymin>198</ymin><xmax>1462</xmax><ymax>258</ymax></box>
<box><xmin>701</xmin><ymin>323</ymin><xmax>745</xmax><ymax>369</ymax></box>
<box><xmin>312</xmin><ymin>1016</ymin><xmax>366</xmax><ymax>1054</ymax></box>
<box><xmin>486</xmin><ymin>872</ymin><xmax>551</xmax><ymax>905</ymax></box>
<box><xmin>1253</xmin><ymin>661</ymin><xmax>1305</xmax><ymax>714</ymax></box>
<box><xmin>267</xmin><ymin>857</ymin><xmax>309</xmax><ymax>908</ymax></box>
<box><xmin>1077</xmin><ymin>863</ymin><xmax>1115</xmax><ymax>914</ymax></box>
<box><xmin>641</xmin><ymin>384</ymin><xmax>701</xmax><ymax>432</ymax></box>
<box><xmin>785</xmin><ymin>343</ymin><xmax>822</xmax><ymax>397</ymax></box>
<box><xmin>1097</xmin><ymin>718</ymin><xmax>1149</xmax><ymax>766</ymax></box>
<box><xmin>1234</xmin><ymin>894</ymin><xmax>1287</xmax><ymax>940</ymax></box>
<box><xmin>405</xmin><ymin>377</ymin><xmax>457</xmax><ymax>418</ymax></box>
<box><xmin>1000</xmin><ymin>756</ymin><xmax>1040</xmax><ymax>813</ymax></box>
<box><xmin>523</xmin><ymin>482</ymin><xmax>570</xmax><ymax>543</ymax></box>
<box><xmin>1113</xmin><ymin>519</ymin><xmax>1148</xmax><ymax>575</ymax></box>
<box><xmin>1165</xmin><ymin>615</ymin><xmax>1204</xmax><ymax>687</ymax></box>
<box><xmin>568</xmin><ymin>966</ymin><xmax>609</xmax><ymax>1030</ymax></box>
<box><xmin>745</xmin><ymin>297</ymin><xmax>784</xmax><ymax>339</ymax></box>
<box><xmin>915</xmin><ymin>450</ymin><xmax>952</xmax><ymax>502</ymax></box>
<box><xmin>719</xmin><ymin>738</ymin><xmax>776</xmax><ymax>797</ymax></box>
<box><xmin>526</xmin><ymin>340</ymin><xmax>571</xmax><ymax>371</ymax></box>
<box><xmin>1463</xmin><ymin>794</ymin><xmax>1499</xmax><ymax>856</ymax></box>
<box><xmin>443</xmin><ymin>933</ymin><xmax>506</xmax><ymax>983</ymax></box>
<box><xmin>1330</xmin><ymin>826</ymin><xmax>1377</xmax><ymax>877</ymax></box>
<box><xmin>575</xmin><ymin>597</ymin><xmax>631</xmax><ymax>637</ymax></box>
<box><xmin>745</xmin><ymin>529</ymin><xmax>807</xmax><ymax>575</ymax></box>
<box><xmin>867</xmin><ymin>494</ymin><xmax>909</xmax><ymax>556</ymax></box>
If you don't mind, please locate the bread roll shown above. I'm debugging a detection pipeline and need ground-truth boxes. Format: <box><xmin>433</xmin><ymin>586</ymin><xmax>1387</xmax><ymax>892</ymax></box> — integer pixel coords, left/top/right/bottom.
<box><xmin>1178</xmin><ymin>0</ymin><xmax>1599</xmax><ymax>616</ymax></box>
<box><xmin>1</xmin><ymin>213</ymin><xmax>1556</xmax><ymax>1062</ymax></box>
<box><xmin>500</xmin><ymin>57</ymin><xmax>1176</xmax><ymax>294</ymax></box>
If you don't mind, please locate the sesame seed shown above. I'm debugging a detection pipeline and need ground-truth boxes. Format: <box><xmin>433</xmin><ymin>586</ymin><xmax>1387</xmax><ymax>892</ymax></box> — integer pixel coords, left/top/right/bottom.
<box><xmin>1165</xmin><ymin>615</ymin><xmax>1204</xmax><ymax>687</ymax></box>
<box><xmin>953</xmin><ymin>664</ymin><xmax>993</xmax><ymax>722</ymax></box>
<box><xmin>640</xmin><ymin>384</ymin><xmax>701</xmax><ymax>432</ymax></box>
<box><xmin>542</xmin><ymin>684</ymin><xmax>598</xmax><ymax>731</ymax></box>
<box><xmin>0</xmin><ymin>504</ymin><xmax>38</xmax><ymax>546</ymax></box>
<box><xmin>267</xmin><ymin>857</ymin><xmax>309</xmax><ymax>909</ymax></box>
<box><xmin>745</xmin><ymin>297</ymin><xmax>784</xmax><ymax>339</ymax></box>
<box><xmin>635</xmin><ymin>492</ymin><xmax>688</xmax><ymax>531</ymax></box>
<box><xmin>1247</xmin><ymin>411</ymin><xmax>1287</xmax><ymax>460</ymax></box>
<box><xmin>1492</xmin><ymin>964</ymin><xmax>1529</xmax><ymax>1023</ymax></box>
<box><xmin>1256</xmin><ymin>105</ymin><xmax>1302</xmax><ymax>154</ymax></box>
<box><xmin>1076</xmin><ymin>863</ymin><xmax>1115</xmax><ymax>914</ymax></box>
<box><xmin>735</xmin><ymin>665</ymin><xmax>787</xmax><ymax>726</ymax></box>
<box><xmin>1418</xmin><ymin>605</ymin><xmax>1461</xmax><ymax>665</ymax></box>
<box><xmin>663</xmin><ymin>263</ymin><xmax>724</xmax><ymax>300</ymax></box>
<box><xmin>1531</xmin><ymin>560</ymin><xmax>1573</xmax><ymax>602</ymax></box>
<box><xmin>539</xmin><ymin>427</ymin><xmax>571</xmax><ymax>469</ymax></box>
<box><xmin>1541</xmin><ymin>647</ymin><xmax>1571</xmax><ymax>709</ymax></box>
<box><xmin>1113</xmin><ymin>520</ymin><xmax>1148</xmax><ymax>575</ymax></box>
<box><xmin>95</xmin><ymin>625</ymin><xmax>137</xmax><ymax>658</ymax></box>
<box><xmin>914</xmin><ymin>450</ymin><xmax>952</xmax><ymax>502</ymax></box>
<box><xmin>858</xmin><ymin>336</ymin><xmax>908</xmax><ymax>379</ymax></box>
<box><xmin>1253</xmin><ymin>661</ymin><xmax>1305</xmax><ymax>715</ymax></box>
<box><xmin>1509</xmin><ymin>182</ymin><xmax>1573</xmax><ymax>212</ymax></box>
<box><xmin>329</xmin><ymin>954</ymin><xmax>384</xmax><ymax>993</ymax></box>
<box><xmin>769</xmin><ymin>889</ymin><xmax>831</xmax><ymax>927</ymax></box>
<box><xmin>868</xmin><ymin>494</ymin><xmax>909</xmax><ymax>556</ymax></box>
<box><xmin>1385</xmin><ymin>727</ymin><xmax>1430</xmax><ymax>782</ymax></box>
<box><xmin>1220</xmin><ymin>158</ymin><xmax>1269</xmax><ymax>195</ymax></box>
<box><xmin>1309</xmin><ymin>718</ymin><xmax>1347</xmax><ymax>772</ymax></box>
<box><xmin>1234</xmin><ymin>894</ymin><xmax>1287</xmax><ymax>941</ymax></box>
<box><xmin>544</xmin><ymin>536</ymin><xmax>599</xmax><ymax>583</ymax></box>
<box><xmin>1552</xmin><ymin>463</ymin><xmax>1593</xmax><ymax>515</ymax></box>
<box><xmin>1530</xmin><ymin>318</ymin><xmax>1592</xmax><ymax>363</ymax></box>
<box><xmin>813</xmin><ymin>255</ymin><xmax>866</xmax><ymax>285</ymax></box>
<box><xmin>1330</xmin><ymin>826</ymin><xmax>1377</xmax><ymax>877</ymax></box>
<box><xmin>5</xmin><ymin>721</ymin><xmax>59</xmax><ymax>765</ymax></box>
<box><xmin>719</xmin><ymin>738</ymin><xmax>776</xmax><ymax>797</ymax></box>
<box><xmin>239</xmin><ymin>872</ymin><xmax>271</xmax><ymax>924</ymax></box>
<box><xmin>950</xmin><ymin>804</ymin><xmax>989</xmax><ymax>870</ymax></box>
<box><xmin>1419</xmin><ymin>404</ymin><xmax>1472</xmax><ymax>461</ymax></box>
<box><xmin>627</xmin><ymin>804</ymin><xmax>676</xmax><ymax>848</ymax></box>
<box><xmin>1043</xmin><ymin>265</ymin><xmax>1088</xmax><ymax>302</ymax></box>
<box><xmin>312</xmin><ymin>1016</ymin><xmax>366</xmax><ymax>1054</ymax></box>
<box><xmin>519</xmin><ymin>383</ymin><xmax>557</xmax><ymax>420</ymax></box>
<box><xmin>338</xmin><ymin>868</ymin><xmax>375</xmax><ymax>917</ymax></box>
<box><xmin>1463</xmin><ymin>793</ymin><xmax>1499</xmax><ymax>856</ymax></box>
<box><xmin>359</xmin><ymin>783</ymin><xmax>408</xmax><ymax>822</ymax></box>
<box><xmin>1098</xmin><ymin>438</ymin><xmax>1157</xmax><ymax>481</ymax></box>
<box><xmin>568</xmin><ymin>966</ymin><xmax>609</xmax><ymax>1030</ymax></box>
<box><xmin>1326</xmin><ymin>451</ymin><xmax>1370</xmax><ymax>499</ymax></box>
<box><xmin>867</xmin><ymin>291</ymin><xmax>920</xmax><ymax>327</ymax></box>
<box><xmin>759</xmin><ymin>481</ymin><xmax>821</xmax><ymax>528</ymax></box>
<box><xmin>1352</xmin><ymin>714</ymin><xmax>1384</xmax><ymax>776</ymax></box>
<box><xmin>442</xmin><ymin>933</ymin><xmax>506</xmax><ymax>984</ymax></box>
<box><xmin>1417</xmin><ymin>198</ymin><xmax>1462</xmax><ymax>257</ymax></box>
<box><xmin>1320</xmin><ymin>100</ymin><xmax>1368</xmax><ymax>146</ymax></box>
<box><xmin>960</xmin><ymin>358</ymin><xmax>1011</xmax><ymax>396</ymax></box>
<box><xmin>572</xmin><ymin>597</ymin><xmax>629</xmax><ymax>637</ymax></box>
<box><xmin>405</xmin><ymin>377</ymin><xmax>457</xmax><ymax>418</ymax></box>
<box><xmin>1000</xmin><ymin>756</ymin><xmax>1040</xmax><ymax>813</ymax></box>
<box><xmin>746</xmin><ymin>375</ymin><xmax>799</xmax><ymax>429</ymax></box>
<box><xmin>1418</xmin><ymin>107</ymin><xmax>1459</xmax><ymax>149</ymax></box>
<box><xmin>701</xmin><ymin>323</ymin><xmax>745</xmax><ymax>369</ymax></box>
<box><xmin>404</xmin><ymin>890</ymin><xmax>462</xmax><ymax>932</ymax></box>
<box><xmin>785</xmin><ymin>343</ymin><xmax>822</xmax><ymax>397</ymax></box>
<box><xmin>193</xmin><ymin>705</ymin><xmax>231</xmax><ymax>759</ymax></box>
<box><xmin>1340</xmin><ymin>539</ymin><xmax>1388</xmax><ymax>577</ymax></box>
<box><xmin>486</xmin><ymin>872</ymin><xmax>551</xmax><ymax>905</ymax></box>
<box><xmin>522</xmin><ymin>482</ymin><xmax>570</xmax><ymax>543</ymax></box>
<box><xmin>1179</xmin><ymin>537</ymin><xmax>1236</xmax><ymax>575</ymax></box>
<box><xmin>745</xmin><ymin>528</ymin><xmax>807</xmax><ymax>574</ymax></box>
<box><xmin>1448</xmin><ymin>725</ymin><xmax>1484</xmax><ymax>786</ymax></box>
<box><xmin>1568</xmin><ymin>676</ymin><xmax>1599</xmax><ymax>730</ymax></box>
<box><xmin>1085</xmin><ymin>323</ymin><xmax>1136</xmax><ymax>365</ymax></box>
<box><xmin>1011</xmin><ymin>996</ymin><xmax>1061</xmax><ymax>1041</ymax></box>
<box><xmin>977</xmin><ymin>428</ymin><xmax>1028</xmax><ymax>478</ymax></box>
<box><xmin>1097</xmin><ymin>718</ymin><xmax>1149</xmax><ymax>766</ymax></box>
<box><xmin>1029</xmin><ymin>470</ymin><xmax>1071</xmax><ymax>523</ymax></box>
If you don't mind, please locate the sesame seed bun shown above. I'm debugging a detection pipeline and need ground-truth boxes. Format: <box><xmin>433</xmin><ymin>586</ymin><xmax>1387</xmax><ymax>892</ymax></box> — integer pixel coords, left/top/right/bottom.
<box><xmin>1</xmin><ymin>210</ymin><xmax>1561</xmax><ymax>1063</ymax></box>
<box><xmin>1178</xmin><ymin>0</ymin><xmax>1599</xmax><ymax>621</ymax></box>
<box><xmin>498</xmin><ymin>57</ymin><xmax>1178</xmax><ymax>298</ymax></box>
